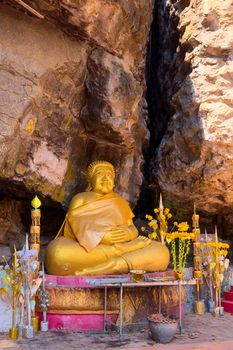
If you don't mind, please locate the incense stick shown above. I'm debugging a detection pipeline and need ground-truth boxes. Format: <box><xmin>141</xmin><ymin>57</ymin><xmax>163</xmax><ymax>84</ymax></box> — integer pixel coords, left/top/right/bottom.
<box><xmin>13</xmin><ymin>0</ymin><xmax>44</xmax><ymax>19</ymax></box>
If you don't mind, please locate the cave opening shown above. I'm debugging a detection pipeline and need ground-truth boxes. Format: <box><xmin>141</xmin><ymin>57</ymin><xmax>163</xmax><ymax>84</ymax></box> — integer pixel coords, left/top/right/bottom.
<box><xmin>0</xmin><ymin>178</ymin><xmax>65</xmax><ymax>259</ymax></box>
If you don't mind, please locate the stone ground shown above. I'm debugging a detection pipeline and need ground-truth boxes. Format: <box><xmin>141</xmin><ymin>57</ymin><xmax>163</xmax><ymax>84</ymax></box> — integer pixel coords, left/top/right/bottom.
<box><xmin>1</xmin><ymin>313</ymin><xmax>233</xmax><ymax>350</ymax></box>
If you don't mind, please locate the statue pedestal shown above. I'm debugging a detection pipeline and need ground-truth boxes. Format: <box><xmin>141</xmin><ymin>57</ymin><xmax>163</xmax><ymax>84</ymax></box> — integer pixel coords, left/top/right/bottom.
<box><xmin>36</xmin><ymin>271</ymin><xmax>183</xmax><ymax>330</ymax></box>
<box><xmin>36</xmin><ymin>312</ymin><xmax>117</xmax><ymax>331</ymax></box>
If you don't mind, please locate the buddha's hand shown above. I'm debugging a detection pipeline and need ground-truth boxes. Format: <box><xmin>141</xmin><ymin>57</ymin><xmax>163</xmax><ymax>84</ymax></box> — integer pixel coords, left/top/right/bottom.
<box><xmin>101</xmin><ymin>226</ymin><xmax>137</xmax><ymax>245</ymax></box>
<box><xmin>115</xmin><ymin>236</ymin><xmax>152</xmax><ymax>254</ymax></box>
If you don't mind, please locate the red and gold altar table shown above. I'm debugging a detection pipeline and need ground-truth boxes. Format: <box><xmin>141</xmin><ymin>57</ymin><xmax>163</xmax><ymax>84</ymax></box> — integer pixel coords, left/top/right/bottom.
<box><xmin>36</xmin><ymin>271</ymin><xmax>187</xmax><ymax>331</ymax></box>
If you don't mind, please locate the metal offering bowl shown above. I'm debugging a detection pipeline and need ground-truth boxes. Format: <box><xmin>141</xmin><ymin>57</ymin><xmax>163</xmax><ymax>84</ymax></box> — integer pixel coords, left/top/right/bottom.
<box><xmin>130</xmin><ymin>270</ymin><xmax>146</xmax><ymax>282</ymax></box>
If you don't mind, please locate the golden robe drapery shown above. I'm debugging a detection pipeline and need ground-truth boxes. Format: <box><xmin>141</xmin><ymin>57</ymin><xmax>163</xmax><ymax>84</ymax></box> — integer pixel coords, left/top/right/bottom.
<box><xmin>58</xmin><ymin>192</ymin><xmax>134</xmax><ymax>252</ymax></box>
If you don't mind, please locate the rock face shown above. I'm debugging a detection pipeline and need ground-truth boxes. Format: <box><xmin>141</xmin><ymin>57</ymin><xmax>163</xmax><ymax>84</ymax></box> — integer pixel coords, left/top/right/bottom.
<box><xmin>2</xmin><ymin>0</ymin><xmax>233</xmax><ymax>242</ymax></box>
<box><xmin>0</xmin><ymin>199</ymin><xmax>25</xmax><ymax>249</ymax></box>
<box><xmin>152</xmin><ymin>0</ymin><xmax>233</xmax><ymax>216</ymax></box>
<box><xmin>0</xmin><ymin>1</ymin><xmax>154</xmax><ymax>207</ymax></box>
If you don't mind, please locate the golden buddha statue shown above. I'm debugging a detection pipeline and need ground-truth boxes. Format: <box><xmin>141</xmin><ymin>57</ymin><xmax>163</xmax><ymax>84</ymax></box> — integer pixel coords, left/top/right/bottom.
<box><xmin>45</xmin><ymin>161</ymin><xmax>170</xmax><ymax>275</ymax></box>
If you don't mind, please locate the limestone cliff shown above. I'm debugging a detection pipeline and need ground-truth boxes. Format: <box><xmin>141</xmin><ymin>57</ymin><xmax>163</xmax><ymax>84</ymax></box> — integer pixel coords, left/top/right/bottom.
<box><xmin>151</xmin><ymin>0</ymin><xmax>233</xmax><ymax>223</ymax></box>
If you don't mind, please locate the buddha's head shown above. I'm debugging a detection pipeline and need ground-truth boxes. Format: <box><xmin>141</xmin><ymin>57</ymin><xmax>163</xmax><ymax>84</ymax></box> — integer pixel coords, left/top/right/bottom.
<box><xmin>86</xmin><ymin>161</ymin><xmax>115</xmax><ymax>195</ymax></box>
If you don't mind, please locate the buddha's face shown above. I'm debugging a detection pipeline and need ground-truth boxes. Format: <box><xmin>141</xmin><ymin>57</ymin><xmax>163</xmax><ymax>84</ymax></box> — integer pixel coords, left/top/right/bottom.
<box><xmin>91</xmin><ymin>166</ymin><xmax>114</xmax><ymax>195</ymax></box>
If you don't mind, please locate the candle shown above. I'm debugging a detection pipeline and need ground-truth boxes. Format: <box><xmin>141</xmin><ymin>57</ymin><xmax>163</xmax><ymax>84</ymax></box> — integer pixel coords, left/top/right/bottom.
<box><xmin>25</xmin><ymin>233</ymin><xmax>29</xmax><ymax>251</ymax></box>
<box><xmin>42</xmin><ymin>263</ymin><xmax>45</xmax><ymax>289</ymax></box>
<box><xmin>13</xmin><ymin>245</ymin><xmax>17</xmax><ymax>266</ymax></box>
<box><xmin>215</xmin><ymin>225</ymin><xmax>218</xmax><ymax>244</ymax></box>
<box><xmin>205</xmin><ymin>228</ymin><xmax>208</xmax><ymax>242</ymax></box>
<box><xmin>27</xmin><ymin>256</ymin><xmax>31</xmax><ymax>326</ymax></box>
<box><xmin>159</xmin><ymin>193</ymin><xmax>164</xmax><ymax>212</ymax></box>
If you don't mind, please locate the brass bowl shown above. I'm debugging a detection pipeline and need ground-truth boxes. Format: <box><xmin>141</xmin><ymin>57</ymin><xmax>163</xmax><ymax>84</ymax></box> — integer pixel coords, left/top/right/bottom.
<box><xmin>130</xmin><ymin>270</ymin><xmax>146</xmax><ymax>282</ymax></box>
